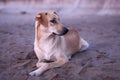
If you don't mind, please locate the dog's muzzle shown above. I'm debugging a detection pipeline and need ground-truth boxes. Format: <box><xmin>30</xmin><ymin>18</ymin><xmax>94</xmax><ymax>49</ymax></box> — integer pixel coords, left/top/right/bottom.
<box><xmin>53</xmin><ymin>27</ymin><xmax>69</xmax><ymax>36</ymax></box>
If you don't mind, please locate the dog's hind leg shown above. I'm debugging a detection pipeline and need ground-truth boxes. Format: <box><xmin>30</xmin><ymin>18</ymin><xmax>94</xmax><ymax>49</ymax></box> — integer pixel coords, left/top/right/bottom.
<box><xmin>79</xmin><ymin>38</ymin><xmax>89</xmax><ymax>51</ymax></box>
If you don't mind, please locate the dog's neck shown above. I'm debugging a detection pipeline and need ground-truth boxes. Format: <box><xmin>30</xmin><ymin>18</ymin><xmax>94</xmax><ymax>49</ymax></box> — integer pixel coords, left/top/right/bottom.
<box><xmin>35</xmin><ymin>21</ymin><xmax>55</xmax><ymax>42</ymax></box>
<box><xmin>35</xmin><ymin>21</ymin><xmax>41</xmax><ymax>41</ymax></box>
<box><xmin>40</xmin><ymin>31</ymin><xmax>54</xmax><ymax>41</ymax></box>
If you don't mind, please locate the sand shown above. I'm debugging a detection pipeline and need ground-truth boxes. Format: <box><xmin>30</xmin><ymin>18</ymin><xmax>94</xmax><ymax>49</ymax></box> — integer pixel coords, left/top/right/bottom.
<box><xmin>0</xmin><ymin>1</ymin><xmax>120</xmax><ymax>80</ymax></box>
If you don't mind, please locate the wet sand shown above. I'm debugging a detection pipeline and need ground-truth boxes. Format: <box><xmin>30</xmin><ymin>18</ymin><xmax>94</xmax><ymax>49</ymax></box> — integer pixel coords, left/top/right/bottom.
<box><xmin>0</xmin><ymin>2</ymin><xmax>120</xmax><ymax>80</ymax></box>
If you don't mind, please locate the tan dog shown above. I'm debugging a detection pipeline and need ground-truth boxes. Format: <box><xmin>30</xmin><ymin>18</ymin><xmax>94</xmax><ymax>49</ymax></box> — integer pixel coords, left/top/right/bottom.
<box><xmin>29</xmin><ymin>11</ymin><xmax>89</xmax><ymax>76</ymax></box>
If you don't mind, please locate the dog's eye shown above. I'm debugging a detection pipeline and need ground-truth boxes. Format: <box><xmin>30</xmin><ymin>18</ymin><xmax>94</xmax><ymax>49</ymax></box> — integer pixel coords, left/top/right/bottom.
<box><xmin>50</xmin><ymin>19</ymin><xmax>57</xmax><ymax>24</ymax></box>
<box><xmin>54</xmin><ymin>12</ymin><xmax>57</xmax><ymax>14</ymax></box>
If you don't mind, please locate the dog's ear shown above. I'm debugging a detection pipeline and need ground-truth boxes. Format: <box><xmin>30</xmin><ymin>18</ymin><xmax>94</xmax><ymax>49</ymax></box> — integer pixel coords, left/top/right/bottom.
<box><xmin>35</xmin><ymin>13</ymin><xmax>48</xmax><ymax>26</ymax></box>
<box><xmin>35</xmin><ymin>13</ymin><xmax>42</xmax><ymax>21</ymax></box>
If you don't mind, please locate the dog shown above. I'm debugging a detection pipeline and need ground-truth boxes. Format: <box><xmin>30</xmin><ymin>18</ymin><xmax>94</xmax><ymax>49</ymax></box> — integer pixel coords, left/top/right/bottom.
<box><xmin>29</xmin><ymin>11</ymin><xmax>89</xmax><ymax>76</ymax></box>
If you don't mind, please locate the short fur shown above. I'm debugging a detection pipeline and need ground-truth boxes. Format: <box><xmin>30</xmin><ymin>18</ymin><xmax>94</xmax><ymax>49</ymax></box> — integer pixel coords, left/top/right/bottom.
<box><xmin>29</xmin><ymin>11</ymin><xmax>89</xmax><ymax>76</ymax></box>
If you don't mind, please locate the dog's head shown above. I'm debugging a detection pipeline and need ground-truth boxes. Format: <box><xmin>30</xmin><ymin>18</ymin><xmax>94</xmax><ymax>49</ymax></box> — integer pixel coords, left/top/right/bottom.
<box><xmin>35</xmin><ymin>11</ymin><xmax>68</xmax><ymax>36</ymax></box>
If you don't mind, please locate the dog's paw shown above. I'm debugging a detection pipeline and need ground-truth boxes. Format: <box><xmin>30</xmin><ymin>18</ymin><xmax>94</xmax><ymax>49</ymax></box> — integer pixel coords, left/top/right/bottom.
<box><xmin>29</xmin><ymin>69</ymin><xmax>41</xmax><ymax>76</ymax></box>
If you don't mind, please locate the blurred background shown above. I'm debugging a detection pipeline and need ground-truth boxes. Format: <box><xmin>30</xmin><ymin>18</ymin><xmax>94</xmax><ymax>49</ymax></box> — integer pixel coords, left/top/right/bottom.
<box><xmin>0</xmin><ymin>0</ymin><xmax>120</xmax><ymax>80</ymax></box>
<box><xmin>0</xmin><ymin>0</ymin><xmax>120</xmax><ymax>15</ymax></box>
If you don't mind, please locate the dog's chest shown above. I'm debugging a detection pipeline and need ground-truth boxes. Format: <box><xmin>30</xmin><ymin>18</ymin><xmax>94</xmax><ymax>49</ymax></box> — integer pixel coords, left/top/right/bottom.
<box><xmin>39</xmin><ymin>42</ymin><xmax>53</xmax><ymax>53</ymax></box>
<box><xmin>38</xmin><ymin>40</ymin><xmax>57</xmax><ymax>60</ymax></box>
<box><xmin>39</xmin><ymin>37</ymin><xmax>59</xmax><ymax>53</ymax></box>
<box><xmin>37</xmin><ymin>37</ymin><xmax>66</xmax><ymax>60</ymax></box>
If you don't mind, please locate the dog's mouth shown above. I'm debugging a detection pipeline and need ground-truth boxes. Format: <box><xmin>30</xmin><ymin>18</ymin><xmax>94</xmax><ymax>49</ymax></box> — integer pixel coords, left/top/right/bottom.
<box><xmin>53</xmin><ymin>27</ymin><xmax>69</xmax><ymax>36</ymax></box>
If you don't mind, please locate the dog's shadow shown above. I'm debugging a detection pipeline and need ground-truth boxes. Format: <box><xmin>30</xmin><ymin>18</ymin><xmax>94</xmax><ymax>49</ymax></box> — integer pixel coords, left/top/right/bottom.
<box><xmin>26</xmin><ymin>50</ymin><xmax>37</xmax><ymax>59</ymax></box>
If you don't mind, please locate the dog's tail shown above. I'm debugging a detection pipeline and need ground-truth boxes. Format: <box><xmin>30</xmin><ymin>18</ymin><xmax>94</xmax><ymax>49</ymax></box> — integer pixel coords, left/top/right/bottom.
<box><xmin>79</xmin><ymin>38</ymin><xmax>89</xmax><ymax>51</ymax></box>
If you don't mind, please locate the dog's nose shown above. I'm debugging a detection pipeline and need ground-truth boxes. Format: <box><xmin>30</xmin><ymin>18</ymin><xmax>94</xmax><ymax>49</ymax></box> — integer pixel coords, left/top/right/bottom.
<box><xmin>52</xmin><ymin>27</ymin><xmax>69</xmax><ymax>36</ymax></box>
<box><xmin>62</xmin><ymin>27</ymin><xmax>68</xmax><ymax>35</ymax></box>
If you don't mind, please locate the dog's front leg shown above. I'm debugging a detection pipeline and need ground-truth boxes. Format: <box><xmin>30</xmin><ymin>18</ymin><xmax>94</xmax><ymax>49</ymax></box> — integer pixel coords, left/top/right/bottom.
<box><xmin>36</xmin><ymin>60</ymin><xmax>43</xmax><ymax>68</ymax></box>
<box><xmin>29</xmin><ymin>55</ymin><xmax>68</xmax><ymax>76</ymax></box>
<box><xmin>34</xmin><ymin>48</ymin><xmax>44</xmax><ymax>68</ymax></box>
